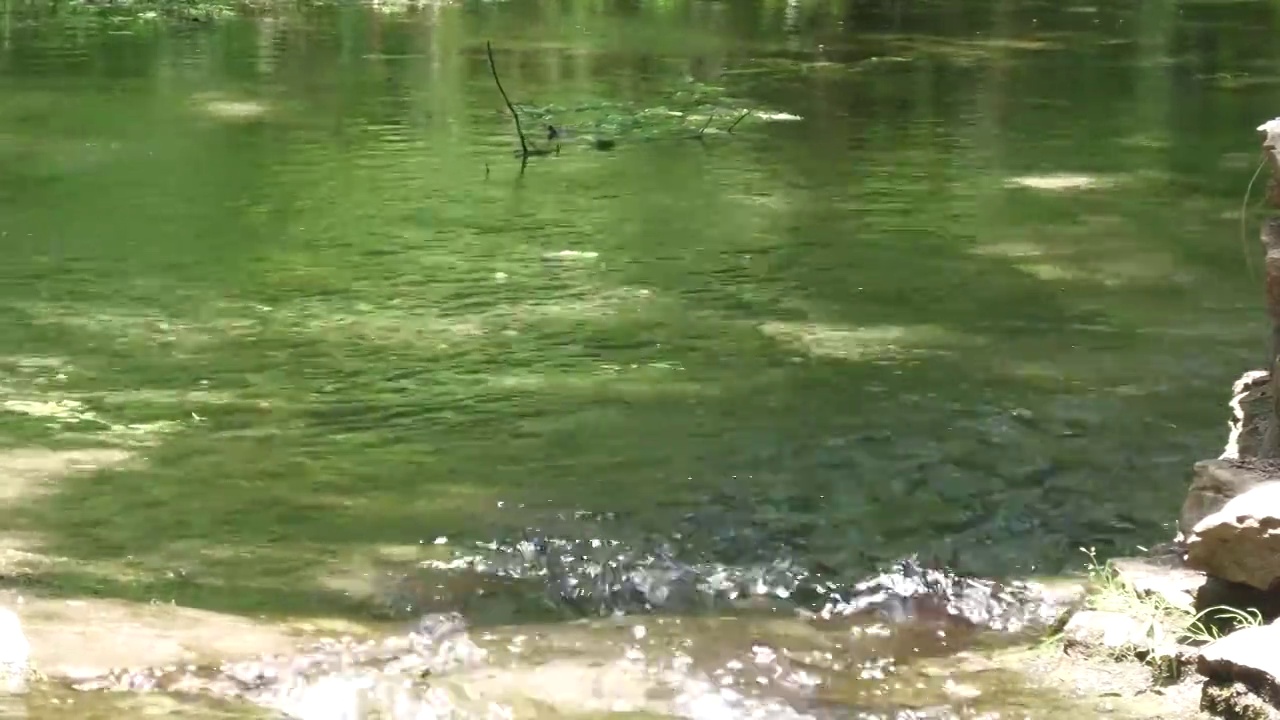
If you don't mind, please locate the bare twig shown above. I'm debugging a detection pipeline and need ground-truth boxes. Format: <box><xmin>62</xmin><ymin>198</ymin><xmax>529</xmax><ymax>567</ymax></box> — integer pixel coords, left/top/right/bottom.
<box><xmin>486</xmin><ymin>41</ymin><xmax>528</xmax><ymax>158</ymax></box>
<box><xmin>697</xmin><ymin>112</ymin><xmax>716</xmax><ymax>137</ymax></box>
<box><xmin>725</xmin><ymin>110</ymin><xmax>750</xmax><ymax>133</ymax></box>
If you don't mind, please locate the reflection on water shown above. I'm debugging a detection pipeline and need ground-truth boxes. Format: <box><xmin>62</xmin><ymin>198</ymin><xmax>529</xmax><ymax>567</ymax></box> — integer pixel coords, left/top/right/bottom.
<box><xmin>0</xmin><ymin>0</ymin><xmax>1276</xmax><ymax>715</ymax></box>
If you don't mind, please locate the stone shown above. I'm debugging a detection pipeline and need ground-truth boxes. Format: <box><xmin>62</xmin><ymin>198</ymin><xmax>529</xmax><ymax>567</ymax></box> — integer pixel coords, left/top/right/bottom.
<box><xmin>1061</xmin><ymin>610</ymin><xmax>1156</xmax><ymax>657</ymax></box>
<box><xmin>1186</xmin><ymin>482</ymin><xmax>1280</xmax><ymax>591</ymax></box>
<box><xmin>1222</xmin><ymin>370</ymin><xmax>1272</xmax><ymax>461</ymax></box>
<box><xmin>1109</xmin><ymin>554</ymin><xmax>1205</xmax><ymax>614</ymax></box>
<box><xmin>1028</xmin><ymin>577</ymin><xmax>1089</xmax><ymax>633</ymax></box>
<box><xmin>1180</xmin><ymin>459</ymin><xmax>1274</xmax><ymax>540</ymax></box>
<box><xmin>1198</xmin><ymin>624</ymin><xmax>1280</xmax><ymax>715</ymax></box>
<box><xmin>0</xmin><ymin>609</ymin><xmax>29</xmax><ymax>668</ymax></box>
<box><xmin>3</xmin><ymin>590</ymin><xmax>301</xmax><ymax>679</ymax></box>
<box><xmin>1145</xmin><ymin>642</ymin><xmax>1202</xmax><ymax>685</ymax></box>
<box><xmin>0</xmin><ymin>608</ymin><xmax>30</xmax><ymax>694</ymax></box>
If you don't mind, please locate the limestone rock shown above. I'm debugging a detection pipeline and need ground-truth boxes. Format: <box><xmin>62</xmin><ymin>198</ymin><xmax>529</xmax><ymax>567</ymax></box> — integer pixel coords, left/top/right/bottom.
<box><xmin>1017</xmin><ymin>577</ymin><xmax>1088</xmax><ymax>634</ymax></box>
<box><xmin>1062</xmin><ymin>610</ymin><xmax>1155</xmax><ymax>656</ymax></box>
<box><xmin>1187</xmin><ymin>482</ymin><xmax>1280</xmax><ymax>591</ymax></box>
<box><xmin>6</xmin><ymin>591</ymin><xmax>301</xmax><ymax>679</ymax></box>
<box><xmin>1198</xmin><ymin>624</ymin><xmax>1280</xmax><ymax>717</ymax></box>
<box><xmin>1222</xmin><ymin>370</ymin><xmax>1271</xmax><ymax>461</ymax></box>
<box><xmin>1202</xmin><ymin>680</ymin><xmax>1280</xmax><ymax>720</ymax></box>
<box><xmin>0</xmin><ymin>608</ymin><xmax>32</xmax><ymax>694</ymax></box>
<box><xmin>1145</xmin><ymin>642</ymin><xmax>1202</xmax><ymax>685</ymax></box>
<box><xmin>1109</xmin><ymin>554</ymin><xmax>1205</xmax><ymax>614</ymax></box>
<box><xmin>1181</xmin><ymin>460</ymin><xmax>1273</xmax><ymax>540</ymax></box>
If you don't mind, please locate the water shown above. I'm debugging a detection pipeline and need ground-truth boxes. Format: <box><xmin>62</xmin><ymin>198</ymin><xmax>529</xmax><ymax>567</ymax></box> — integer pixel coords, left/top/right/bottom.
<box><xmin>0</xmin><ymin>0</ymin><xmax>1274</xmax><ymax>715</ymax></box>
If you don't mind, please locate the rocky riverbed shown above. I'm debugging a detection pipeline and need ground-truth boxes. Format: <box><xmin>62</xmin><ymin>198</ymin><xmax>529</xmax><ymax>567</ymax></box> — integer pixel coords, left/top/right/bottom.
<box><xmin>1</xmin><ymin>364</ymin><xmax>1278</xmax><ymax>720</ymax></box>
<box><xmin>0</xmin><ymin>531</ymin><xmax>1224</xmax><ymax>720</ymax></box>
<box><xmin>0</xmin><ymin>443</ymin><xmax>1254</xmax><ymax>720</ymax></box>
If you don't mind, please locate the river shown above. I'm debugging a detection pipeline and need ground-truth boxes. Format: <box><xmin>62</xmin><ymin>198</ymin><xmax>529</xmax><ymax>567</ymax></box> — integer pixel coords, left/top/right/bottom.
<box><xmin>0</xmin><ymin>0</ymin><xmax>1274</xmax><ymax>716</ymax></box>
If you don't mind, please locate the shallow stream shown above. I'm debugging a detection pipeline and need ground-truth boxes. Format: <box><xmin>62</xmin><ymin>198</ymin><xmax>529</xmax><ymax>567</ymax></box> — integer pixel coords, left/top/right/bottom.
<box><xmin>0</xmin><ymin>0</ymin><xmax>1276</xmax><ymax>716</ymax></box>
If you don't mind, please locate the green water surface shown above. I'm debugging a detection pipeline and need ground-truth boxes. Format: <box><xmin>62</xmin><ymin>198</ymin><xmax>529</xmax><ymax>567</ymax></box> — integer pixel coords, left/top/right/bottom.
<box><xmin>0</xmin><ymin>0</ymin><xmax>1275</xmax><ymax>619</ymax></box>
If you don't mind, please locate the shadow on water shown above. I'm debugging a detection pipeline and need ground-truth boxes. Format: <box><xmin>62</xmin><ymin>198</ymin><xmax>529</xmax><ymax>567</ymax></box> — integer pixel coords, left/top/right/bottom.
<box><xmin>0</xmin><ymin>0</ymin><xmax>1277</xmax><ymax>715</ymax></box>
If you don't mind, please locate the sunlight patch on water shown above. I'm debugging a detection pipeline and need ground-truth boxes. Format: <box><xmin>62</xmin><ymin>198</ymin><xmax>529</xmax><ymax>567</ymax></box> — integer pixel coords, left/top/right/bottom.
<box><xmin>759</xmin><ymin>321</ymin><xmax>977</xmax><ymax>360</ymax></box>
<box><xmin>2</xmin><ymin>399</ymin><xmax>100</xmax><ymax>424</ymax></box>
<box><xmin>298</xmin><ymin>310</ymin><xmax>488</xmax><ymax>344</ymax></box>
<box><xmin>493</xmin><ymin>288</ymin><xmax>654</xmax><ymax>321</ymax></box>
<box><xmin>541</xmin><ymin>250</ymin><xmax>600</xmax><ymax>260</ymax></box>
<box><xmin>77</xmin><ymin>389</ymin><xmax>241</xmax><ymax>406</ymax></box>
<box><xmin>0</xmin><ymin>448</ymin><xmax>133</xmax><ymax>504</ymax></box>
<box><xmin>0</xmin><ymin>356</ymin><xmax>71</xmax><ymax>373</ymax></box>
<box><xmin>481</xmin><ymin>364</ymin><xmax>697</xmax><ymax>396</ymax></box>
<box><xmin>1015</xmin><ymin>263</ymin><xmax>1086</xmax><ymax>281</ymax></box>
<box><xmin>1005</xmin><ymin>260</ymin><xmax>1187</xmax><ymax>286</ymax></box>
<box><xmin>0</xmin><ymin>397</ymin><xmax>184</xmax><ymax>446</ymax></box>
<box><xmin>1003</xmin><ymin>174</ymin><xmax>1111</xmax><ymax>191</ymax></box>
<box><xmin>969</xmin><ymin>230</ymin><xmax>1185</xmax><ymax>286</ymax></box>
<box><xmin>754</xmin><ymin>111</ymin><xmax>803</xmax><ymax>121</ymax></box>
<box><xmin>285</xmin><ymin>288</ymin><xmax>656</xmax><ymax>349</ymax></box>
<box><xmin>22</xmin><ymin>303</ymin><xmax>256</xmax><ymax>350</ymax></box>
<box><xmin>191</xmin><ymin>93</ymin><xmax>271</xmax><ymax>122</ymax></box>
<box><xmin>969</xmin><ymin>241</ymin><xmax>1044</xmax><ymax>259</ymax></box>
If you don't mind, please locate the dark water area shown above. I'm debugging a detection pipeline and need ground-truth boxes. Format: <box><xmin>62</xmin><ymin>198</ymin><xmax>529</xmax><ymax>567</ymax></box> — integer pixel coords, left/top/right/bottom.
<box><xmin>0</xmin><ymin>0</ymin><xmax>1275</xmax><ymax>632</ymax></box>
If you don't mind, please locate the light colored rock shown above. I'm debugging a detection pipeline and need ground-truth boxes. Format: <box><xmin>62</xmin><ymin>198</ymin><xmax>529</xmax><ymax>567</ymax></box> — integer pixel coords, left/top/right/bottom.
<box><xmin>0</xmin><ymin>608</ymin><xmax>31</xmax><ymax>694</ymax></box>
<box><xmin>1186</xmin><ymin>482</ymin><xmax>1280</xmax><ymax>591</ymax></box>
<box><xmin>1222</xmin><ymin>370</ymin><xmax>1271</xmax><ymax>461</ymax></box>
<box><xmin>1108</xmin><ymin>555</ymin><xmax>1204</xmax><ymax>614</ymax></box>
<box><xmin>1180</xmin><ymin>460</ymin><xmax>1274</xmax><ymax>541</ymax></box>
<box><xmin>0</xmin><ymin>609</ymin><xmax>29</xmax><ymax>667</ymax></box>
<box><xmin>1026</xmin><ymin>577</ymin><xmax>1089</xmax><ymax>632</ymax></box>
<box><xmin>1198</xmin><ymin>623</ymin><xmax>1280</xmax><ymax>717</ymax></box>
<box><xmin>1062</xmin><ymin>610</ymin><xmax>1157</xmax><ymax>656</ymax></box>
<box><xmin>0</xmin><ymin>448</ymin><xmax>133</xmax><ymax>504</ymax></box>
<box><xmin>0</xmin><ymin>591</ymin><xmax>302</xmax><ymax>679</ymax></box>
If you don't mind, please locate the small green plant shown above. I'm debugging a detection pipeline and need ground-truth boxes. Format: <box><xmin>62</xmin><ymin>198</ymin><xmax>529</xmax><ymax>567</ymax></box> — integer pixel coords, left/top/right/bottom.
<box><xmin>1185</xmin><ymin>605</ymin><xmax>1265</xmax><ymax>643</ymax></box>
<box><xmin>1070</xmin><ymin>546</ymin><xmax>1265</xmax><ymax>684</ymax></box>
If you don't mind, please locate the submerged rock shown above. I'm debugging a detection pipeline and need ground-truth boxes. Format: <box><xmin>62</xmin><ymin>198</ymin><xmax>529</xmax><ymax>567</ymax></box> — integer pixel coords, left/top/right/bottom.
<box><xmin>68</xmin><ymin>611</ymin><xmax>488</xmax><ymax>718</ymax></box>
<box><xmin>820</xmin><ymin>557</ymin><xmax>1085</xmax><ymax>635</ymax></box>
<box><xmin>49</xmin><ymin>538</ymin><xmax>1089</xmax><ymax>720</ymax></box>
<box><xmin>0</xmin><ymin>608</ymin><xmax>31</xmax><ymax>693</ymax></box>
<box><xmin>61</xmin><ymin>611</ymin><xmax>971</xmax><ymax>720</ymax></box>
<box><xmin>422</xmin><ymin>530</ymin><xmax>1077</xmax><ymax>637</ymax></box>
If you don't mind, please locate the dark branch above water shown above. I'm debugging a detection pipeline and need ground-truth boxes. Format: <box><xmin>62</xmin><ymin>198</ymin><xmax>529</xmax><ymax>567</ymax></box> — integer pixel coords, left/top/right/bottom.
<box><xmin>486</xmin><ymin>41</ymin><xmax>529</xmax><ymax>160</ymax></box>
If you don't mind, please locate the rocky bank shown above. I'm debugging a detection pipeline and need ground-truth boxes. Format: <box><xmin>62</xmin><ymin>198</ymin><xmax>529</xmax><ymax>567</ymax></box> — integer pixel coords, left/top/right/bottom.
<box><xmin>1026</xmin><ymin>117</ymin><xmax>1280</xmax><ymax>720</ymax></box>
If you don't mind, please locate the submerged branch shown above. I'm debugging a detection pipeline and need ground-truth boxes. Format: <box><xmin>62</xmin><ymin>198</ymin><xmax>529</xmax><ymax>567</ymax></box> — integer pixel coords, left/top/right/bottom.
<box><xmin>697</xmin><ymin>112</ymin><xmax>716</xmax><ymax>137</ymax></box>
<box><xmin>486</xmin><ymin>41</ymin><xmax>528</xmax><ymax>159</ymax></box>
<box><xmin>685</xmin><ymin>109</ymin><xmax>751</xmax><ymax>142</ymax></box>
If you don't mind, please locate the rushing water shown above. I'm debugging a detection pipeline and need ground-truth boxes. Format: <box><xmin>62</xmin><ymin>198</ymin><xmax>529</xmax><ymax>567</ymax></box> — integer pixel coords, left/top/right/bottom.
<box><xmin>0</xmin><ymin>0</ymin><xmax>1277</xmax><ymax>716</ymax></box>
